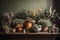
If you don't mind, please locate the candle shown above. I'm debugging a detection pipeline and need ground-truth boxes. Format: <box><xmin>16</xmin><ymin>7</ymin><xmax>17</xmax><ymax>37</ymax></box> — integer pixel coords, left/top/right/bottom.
<box><xmin>39</xmin><ymin>8</ymin><xmax>43</xmax><ymax>14</ymax></box>
<box><xmin>33</xmin><ymin>10</ymin><xmax>36</xmax><ymax>16</ymax></box>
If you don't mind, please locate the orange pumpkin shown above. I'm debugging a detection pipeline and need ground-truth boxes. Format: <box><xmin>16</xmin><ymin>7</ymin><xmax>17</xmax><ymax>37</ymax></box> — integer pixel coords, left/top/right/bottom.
<box><xmin>26</xmin><ymin>22</ymin><xmax>32</xmax><ymax>29</ymax></box>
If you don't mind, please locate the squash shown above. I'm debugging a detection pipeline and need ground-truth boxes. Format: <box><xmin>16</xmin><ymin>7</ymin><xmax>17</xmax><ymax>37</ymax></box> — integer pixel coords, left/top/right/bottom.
<box><xmin>26</xmin><ymin>22</ymin><xmax>32</xmax><ymax>29</ymax></box>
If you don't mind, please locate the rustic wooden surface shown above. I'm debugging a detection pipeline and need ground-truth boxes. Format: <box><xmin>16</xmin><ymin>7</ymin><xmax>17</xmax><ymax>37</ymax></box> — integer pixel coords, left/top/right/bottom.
<box><xmin>0</xmin><ymin>32</ymin><xmax>59</xmax><ymax>40</ymax></box>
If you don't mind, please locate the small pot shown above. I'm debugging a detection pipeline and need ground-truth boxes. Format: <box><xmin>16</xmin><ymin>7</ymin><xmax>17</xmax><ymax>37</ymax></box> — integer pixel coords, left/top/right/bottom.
<box><xmin>41</xmin><ymin>26</ymin><xmax>48</xmax><ymax>32</ymax></box>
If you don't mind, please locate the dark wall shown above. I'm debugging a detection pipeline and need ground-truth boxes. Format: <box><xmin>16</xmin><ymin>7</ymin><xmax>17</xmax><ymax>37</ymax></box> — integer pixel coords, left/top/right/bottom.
<box><xmin>53</xmin><ymin>0</ymin><xmax>60</xmax><ymax>13</ymax></box>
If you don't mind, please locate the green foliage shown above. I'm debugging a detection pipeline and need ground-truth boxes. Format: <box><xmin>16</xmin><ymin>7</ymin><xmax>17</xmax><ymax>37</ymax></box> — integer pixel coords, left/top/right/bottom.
<box><xmin>15</xmin><ymin>9</ymin><xmax>33</xmax><ymax>19</ymax></box>
<box><xmin>15</xmin><ymin>11</ymin><xmax>27</xmax><ymax>19</ymax></box>
<box><xmin>12</xmin><ymin>19</ymin><xmax>24</xmax><ymax>25</ymax></box>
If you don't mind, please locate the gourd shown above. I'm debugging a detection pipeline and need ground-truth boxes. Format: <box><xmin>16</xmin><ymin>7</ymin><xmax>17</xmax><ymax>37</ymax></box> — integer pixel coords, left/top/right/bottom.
<box><xmin>26</xmin><ymin>22</ymin><xmax>32</xmax><ymax>29</ymax></box>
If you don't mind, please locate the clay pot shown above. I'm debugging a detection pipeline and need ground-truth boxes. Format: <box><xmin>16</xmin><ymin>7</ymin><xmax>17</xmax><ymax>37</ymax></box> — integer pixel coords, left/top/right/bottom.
<box><xmin>26</xmin><ymin>22</ymin><xmax>32</xmax><ymax>29</ymax></box>
<box><xmin>41</xmin><ymin>26</ymin><xmax>48</xmax><ymax>32</ymax></box>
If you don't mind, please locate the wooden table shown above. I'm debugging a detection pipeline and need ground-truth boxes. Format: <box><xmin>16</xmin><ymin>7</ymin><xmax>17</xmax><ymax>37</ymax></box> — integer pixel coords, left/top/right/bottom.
<box><xmin>0</xmin><ymin>32</ymin><xmax>60</xmax><ymax>40</ymax></box>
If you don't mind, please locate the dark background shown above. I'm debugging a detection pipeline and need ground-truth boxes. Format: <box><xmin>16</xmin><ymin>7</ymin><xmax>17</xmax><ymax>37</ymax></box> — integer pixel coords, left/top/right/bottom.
<box><xmin>53</xmin><ymin>0</ymin><xmax>60</xmax><ymax>13</ymax></box>
<box><xmin>0</xmin><ymin>0</ymin><xmax>60</xmax><ymax>40</ymax></box>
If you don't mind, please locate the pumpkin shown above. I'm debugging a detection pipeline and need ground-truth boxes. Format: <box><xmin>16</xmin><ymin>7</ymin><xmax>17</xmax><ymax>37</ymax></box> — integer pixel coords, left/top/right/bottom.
<box><xmin>26</xmin><ymin>22</ymin><xmax>32</xmax><ymax>29</ymax></box>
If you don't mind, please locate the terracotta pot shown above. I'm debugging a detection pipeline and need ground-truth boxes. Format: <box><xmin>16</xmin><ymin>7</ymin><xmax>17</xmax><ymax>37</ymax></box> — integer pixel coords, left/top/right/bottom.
<box><xmin>26</xmin><ymin>22</ymin><xmax>32</xmax><ymax>29</ymax></box>
<box><xmin>42</xmin><ymin>26</ymin><xmax>48</xmax><ymax>32</ymax></box>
